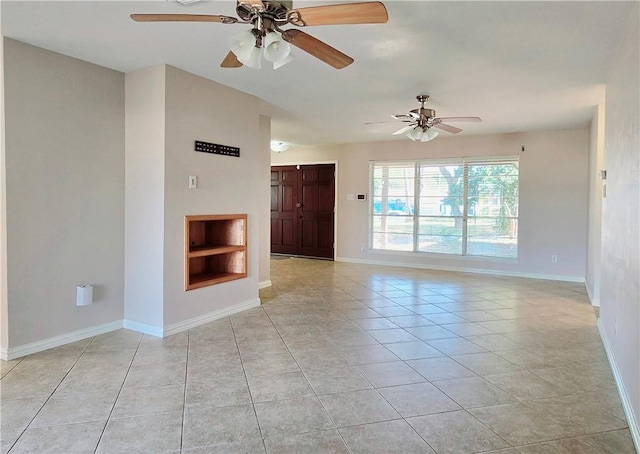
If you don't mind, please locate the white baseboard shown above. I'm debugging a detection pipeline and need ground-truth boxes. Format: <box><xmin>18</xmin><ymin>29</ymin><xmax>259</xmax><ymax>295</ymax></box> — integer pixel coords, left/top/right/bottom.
<box><xmin>259</xmin><ymin>280</ymin><xmax>272</xmax><ymax>289</ymax></box>
<box><xmin>585</xmin><ymin>283</ymin><xmax>600</xmax><ymax>307</ymax></box>
<box><xmin>163</xmin><ymin>298</ymin><xmax>261</xmax><ymax>337</ymax></box>
<box><xmin>597</xmin><ymin>319</ymin><xmax>640</xmax><ymax>452</ymax></box>
<box><xmin>123</xmin><ymin>319</ymin><xmax>163</xmax><ymax>338</ymax></box>
<box><xmin>335</xmin><ymin>256</ymin><xmax>585</xmax><ymax>283</ymax></box>
<box><xmin>1</xmin><ymin>320</ymin><xmax>123</xmax><ymax>361</ymax></box>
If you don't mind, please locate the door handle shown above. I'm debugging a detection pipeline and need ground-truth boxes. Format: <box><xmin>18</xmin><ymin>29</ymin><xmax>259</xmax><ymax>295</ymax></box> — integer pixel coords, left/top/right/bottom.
<box><xmin>296</xmin><ymin>203</ymin><xmax>302</xmax><ymax>208</ymax></box>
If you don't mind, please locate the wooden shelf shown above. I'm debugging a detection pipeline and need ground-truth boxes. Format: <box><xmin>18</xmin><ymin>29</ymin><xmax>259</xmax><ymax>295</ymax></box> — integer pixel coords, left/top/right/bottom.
<box><xmin>184</xmin><ymin>214</ymin><xmax>247</xmax><ymax>291</ymax></box>
<box><xmin>188</xmin><ymin>245</ymin><xmax>245</xmax><ymax>258</ymax></box>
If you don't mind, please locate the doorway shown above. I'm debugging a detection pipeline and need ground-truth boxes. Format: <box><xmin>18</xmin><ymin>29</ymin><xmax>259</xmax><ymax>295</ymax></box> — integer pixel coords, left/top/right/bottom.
<box><xmin>270</xmin><ymin>164</ymin><xmax>336</xmax><ymax>259</ymax></box>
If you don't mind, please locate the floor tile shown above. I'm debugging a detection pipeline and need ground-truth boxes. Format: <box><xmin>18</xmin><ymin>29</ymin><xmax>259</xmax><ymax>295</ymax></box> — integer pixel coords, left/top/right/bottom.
<box><xmin>0</xmin><ymin>396</ymin><xmax>48</xmax><ymax>432</ymax></box>
<box><xmin>577</xmin><ymin>429</ymin><xmax>637</xmax><ymax>454</ymax></box>
<box><xmin>383</xmin><ymin>341</ymin><xmax>444</xmax><ymax>360</ymax></box>
<box><xmin>451</xmin><ymin>352</ymin><xmax>522</xmax><ymax>376</ymax></box>
<box><xmin>367</xmin><ymin>328</ymin><xmax>420</xmax><ymax>344</ymax></box>
<box><xmin>132</xmin><ymin>345</ymin><xmax>187</xmax><ymax>366</ymax></box>
<box><xmin>96</xmin><ymin>412</ymin><xmax>182</xmax><ymax>453</ymax></box>
<box><xmin>291</xmin><ymin>347</ymin><xmax>351</xmax><ymax>371</ymax></box>
<box><xmin>303</xmin><ymin>366</ymin><xmax>373</xmax><ymax>395</ymax></box>
<box><xmin>385</xmin><ymin>315</ymin><xmax>433</xmax><ymax>328</ymax></box>
<box><xmin>523</xmin><ymin>394</ymin><xmax>628</xmax><ymax>435</ymax></box>
<box><xmin>350</xmin><ymin>318</ymin><xmax>399</xmax><ymax>330</ymax></box>
<box><xmin>378</xmin><ymin>382</ymin><xmax>461</xmax><ymax>417</ymax></box>
<box><xmin>183</xmin><ymin>435</ymin><xmax>266</xmax><ymax>453</ymax></box>
<box><xmin>515</xmin><ymin>437</ymin><xmax>602</xmax><ymax>453</ymax></box>
<box><xmin>247</xmin><ymin>371</ymin><xmax>314</xmax><ymax>402</ymax></box>
<box><xmin>339</xmin><ymin>419</ymin><xmax>436</xmax><ymax>453</ymax></box>
<box><xmin>469</xmin><ymin>402</ymin><xmax>571</xmax><ymax>445</ymax></box>
<box><xmin>11</xmin><ymin>421</ymin><xmax>105</xmax><ymax>454</ymax></box>
<box><xmin>433</xmin><ymin>376</ymin><xmax>517</xmax><ymax>408</ymax></box>
<box><xmin>264</xmin><ymin>429</ymin><xmax>349</xmax><ymax>454</ymax></box>
<box><xmin>182</xmin><ymin>404</ymin><xmax>261</xmax><ymax>450</ymax></box>
<box><xmin>407</xmin><ymin>409</ymin><xmax>509</xmax><ymax>454</ymax></box>
<box><xmin>30</xmin><ymin>389</ymin><xmax>118</xmax><ymax>428</ymax></box>
<box><xmin>242</xmin><ymin>352</ymin><xmax>300</xmax><ymax>377</ymax></box>
<box><xmin>254</xmin><ymin>396</ymin><xmax>334</xmax><ymax>438</ymax></box>
<box><xmin>405</xmin><ymin>325</ymin><xmax>458</xmax><ymax>341</ymax></box>
<box><xmin>123</xmin><ymin>361</ymin><xmax>186</xmax><ymax>388</ymax></box>
<box><xmin>427</xmin><ymin>337</ymin><xmax>488</xmax><ymax>355</ymax></box>
<box><xmin>440</xmin><ymin>322</ymin><xmax>495</xmax><ymax>336</ymax></box>
<box><xmin>339</xmin><ymin>344</ymin><xmax>399</xmax><ymax>365</ymax></box>
<box><xmin>407</xmin><ymin>356</ymin><xmax>477</xmax><ymax>381</ymax></box>
<box><xmin>484</xmin><ymin>371</ymin><xmax>568</xmax><ymax>400</ymax></box>
<box><xmin>318</xmin><ymin>389</ymin><xmax>400</xmax><ymax>427</ymax></box>
<box><xmin>357</xmin><ymin>361</ymin><xmax>426</xmax><ymax>388</ymax></box>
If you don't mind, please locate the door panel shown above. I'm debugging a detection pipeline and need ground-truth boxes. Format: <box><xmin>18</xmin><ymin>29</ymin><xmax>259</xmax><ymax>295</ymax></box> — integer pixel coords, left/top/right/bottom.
<box><xmin>271</xmin><ymin>164</ymin><xmax>335</xmax><ymax>259</ymax></box>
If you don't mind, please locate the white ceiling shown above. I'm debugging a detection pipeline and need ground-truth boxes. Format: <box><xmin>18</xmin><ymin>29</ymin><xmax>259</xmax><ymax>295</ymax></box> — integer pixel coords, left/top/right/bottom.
<box><xmin>1</xmin><ymin>1</ymin><xmax>633</xmax><ymax>146</ymax></box>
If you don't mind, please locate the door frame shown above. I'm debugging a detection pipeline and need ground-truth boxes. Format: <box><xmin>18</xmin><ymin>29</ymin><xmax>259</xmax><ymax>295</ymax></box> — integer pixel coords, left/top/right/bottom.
<box><xmin>271</xmin><ymin>160</ymin><xmax>339</xmax><ymax>258</ymax></box>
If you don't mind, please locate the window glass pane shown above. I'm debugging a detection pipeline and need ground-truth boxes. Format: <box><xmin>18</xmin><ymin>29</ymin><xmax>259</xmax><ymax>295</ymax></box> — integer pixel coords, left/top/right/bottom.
<box><xmin>467</xmin><ymin>219</ymin><xmax>518</xmax><ymax>258</ymax></box>
<box><xmin>419</xmin><ymin>164</ymin><xmax>464</xmax><ymax>217</ymax></box>
<box><xmin>371</xmin><ymin>163</ymin><xmax>415</xmax><ymax>216</ymax></box>
<box><xmin>466</xmin><ymin>162</ymin><xmax>519</xmax><ymax>257</ymax></box>
<box><xmin>417</xmin><ymin>216</ymin><xmax>463</xmax><ymax>255</ymax></box>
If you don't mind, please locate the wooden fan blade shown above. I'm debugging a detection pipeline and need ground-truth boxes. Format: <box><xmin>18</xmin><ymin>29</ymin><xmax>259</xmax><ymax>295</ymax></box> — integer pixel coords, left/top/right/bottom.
<box><xmin>433</xmin><ymin>123</ymin><xmax>463</xmax><ymax>134</ymax></box>
<box><xmin>130</xmin><ymin>14</ymin><xmax>229</xmax><ymax>22</ymax></box>
<box><xmin>393</xmin><ymin>124</ymin><xmax>416</xmax><ymax>135</ymax></box>
<box><xmin>436</xmin><ymin>116</ymin><xmax>482</xmax><ymax>122</ymax></box>
<box><xmin>289</xmin><ymin>2</ymin><xmax>388</xmax><ymax>26</ymax></box>
<box><xmin>221</xmin><ymin>51</ymin><xmax>243</xmax><ymax>68</ymax></box>
<box><xmin>281</xmin><ymin>30</ymin><xmax>353</xmax><ymax>69</ymax></box>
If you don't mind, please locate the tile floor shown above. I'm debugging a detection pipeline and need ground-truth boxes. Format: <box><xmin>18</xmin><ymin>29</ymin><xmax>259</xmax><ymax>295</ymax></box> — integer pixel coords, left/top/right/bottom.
<box><xmin>1</xmin><ymin>258</ymin><xmax>637</xmax><ymax>453</ymax></box>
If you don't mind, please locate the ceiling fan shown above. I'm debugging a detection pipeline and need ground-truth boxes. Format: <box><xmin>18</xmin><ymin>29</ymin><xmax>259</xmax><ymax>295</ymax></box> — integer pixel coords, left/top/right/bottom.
<box><xmin>371</xmin><ymin>95</ymin><xmax>482</xmax><ymax>142</ymax></box>
<box><xmin>131</xmin><ymin>1</ymin><xmax>388</xmax><ymax>70</ymax></box>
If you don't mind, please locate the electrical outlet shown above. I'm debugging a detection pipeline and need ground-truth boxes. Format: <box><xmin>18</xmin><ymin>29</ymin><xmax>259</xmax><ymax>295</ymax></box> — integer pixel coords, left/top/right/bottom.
<box><xmin>360</xmin><ymin>244</ymin><xmax>366</xmax><ymax>252</ymax></box>
<box><xmin>551</xmin><ymin>255</ymin><xmax>558</xmax><ymax>263</ymax></box>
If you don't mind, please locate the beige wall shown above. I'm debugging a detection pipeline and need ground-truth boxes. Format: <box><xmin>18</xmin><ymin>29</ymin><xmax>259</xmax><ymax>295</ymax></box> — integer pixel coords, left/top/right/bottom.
<box><xmin>598</xmin><ymin>3</ymin><xmax>639</xmax><ymax>445</ymax></box>
<box><xmin>162</xmin><ymin>65</ymin><xmax>265</xmax><ymax>327</ymax></box>
<box><xmin>3</xmin><ymin>39</ymin><xmax>125</xmax><ymax>349</ymax></box>
<box><xmin>0</xmin><ymin>27</ymin><xmax>8</xmax><ymax>352</ymax></box>
<box><xmin>124</xmin><ymin>65</ymin><xmax>166</xmax><ymax>329</ymax></box>
<box><xmin>273</xmin><ymin>128</ymin><xmax>589</xmax><ymax>280</ymax></box>
<box><xmin>586</xmin><ymin>104</ymin><xmax>605</xmax><ymax>306</ymax></box>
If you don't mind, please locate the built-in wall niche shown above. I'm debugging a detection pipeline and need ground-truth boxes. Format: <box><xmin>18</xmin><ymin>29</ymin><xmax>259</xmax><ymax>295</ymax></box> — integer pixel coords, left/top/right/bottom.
<box><xmin>184</xmin><ymin>214</ymin><xmax>247</xmax><ymax>290</ymax></box>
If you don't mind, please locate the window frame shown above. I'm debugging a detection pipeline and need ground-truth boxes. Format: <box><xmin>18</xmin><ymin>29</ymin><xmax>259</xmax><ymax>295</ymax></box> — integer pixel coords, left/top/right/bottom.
<box><xmin>369</xmin><ymin>156</ymin><xmax>519</xmax><ymax>260</ymax></box>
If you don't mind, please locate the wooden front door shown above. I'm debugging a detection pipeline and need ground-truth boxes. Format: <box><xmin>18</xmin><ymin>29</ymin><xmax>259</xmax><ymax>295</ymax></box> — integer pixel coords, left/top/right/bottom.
<box><xmin>271</xmin><ymin>164</ymin><xmax>335</xmax><ymax>259</ymax></box>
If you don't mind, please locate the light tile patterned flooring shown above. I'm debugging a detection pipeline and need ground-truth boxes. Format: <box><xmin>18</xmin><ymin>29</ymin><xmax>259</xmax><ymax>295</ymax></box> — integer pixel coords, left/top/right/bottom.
<box><xmin>1</xmin><ymin>258</ymin><xmax>637</xmax><ymax>453</ymax></box>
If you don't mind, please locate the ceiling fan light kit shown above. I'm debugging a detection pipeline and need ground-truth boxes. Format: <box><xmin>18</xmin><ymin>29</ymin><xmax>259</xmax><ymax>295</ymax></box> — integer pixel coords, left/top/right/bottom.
<box><xmin>407</xmin><ymin>127</ymin><xmax>439</xmax><ymax>142</ymax></box>
<box><xmin>131</xmin><ymin>1</ymin><xmax>388</xmax><ymax>70</ymax></box>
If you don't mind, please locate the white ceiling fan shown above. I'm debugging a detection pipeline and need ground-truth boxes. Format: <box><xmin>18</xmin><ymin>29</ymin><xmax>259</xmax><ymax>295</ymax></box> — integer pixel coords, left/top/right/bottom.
<box><xmin>370</xmin><ymin>95</ymin><xmax>482</xmax><ymax>142</ymax></box>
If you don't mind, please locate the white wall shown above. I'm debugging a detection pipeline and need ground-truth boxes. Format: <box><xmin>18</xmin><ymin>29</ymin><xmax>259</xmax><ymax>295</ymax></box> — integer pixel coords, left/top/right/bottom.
<box><xmin>273</xmin><ymin>128</ymin><xmax>589</xmax><ymax>280</ymax></box>
<box><xmin>598</xmin><ymin>3</ymin><xmax>640</xmax><ymax>446</ymax></box>
<box><xmin>586</xmin><ymin>104</ymin><xmax>605</xmax><ymax>306</ymax></box>
<box><xmin>258</xmin><ymin>115</ymin><xmax>271</xmax><ymax>288</ymax></box>
<box><xmin>124</xmin><ymin>65</ymin><xmax>166</xmax><ymax>330</ymax></box>
<box><xmin>0</xmin><ymin>23</ymin><xmax>8</xmax><ymax>353</ymax></box>
<box><xmin>162</xmin><ymin>65</ymin><xmax>264</xmax><ymax>327</ymax></box>
<box><xmin>3</xmin><ymin>39</ymin><xmax>125</xmax><ymax>349</ymax></box>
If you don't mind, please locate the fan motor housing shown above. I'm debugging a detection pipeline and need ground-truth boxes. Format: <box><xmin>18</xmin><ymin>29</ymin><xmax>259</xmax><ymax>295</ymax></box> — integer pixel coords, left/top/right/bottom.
<box><xmin>237</xmin><ymin>1</ymin><xmax>292</xmax><ymax>21</ymax></box>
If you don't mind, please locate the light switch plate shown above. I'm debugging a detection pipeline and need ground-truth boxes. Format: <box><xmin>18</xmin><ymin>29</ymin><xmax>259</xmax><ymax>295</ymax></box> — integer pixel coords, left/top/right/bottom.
<box><xmin>189</xmin><ymin>175</ymin><xmax>197</xmax><ymax>189</ymax></box>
